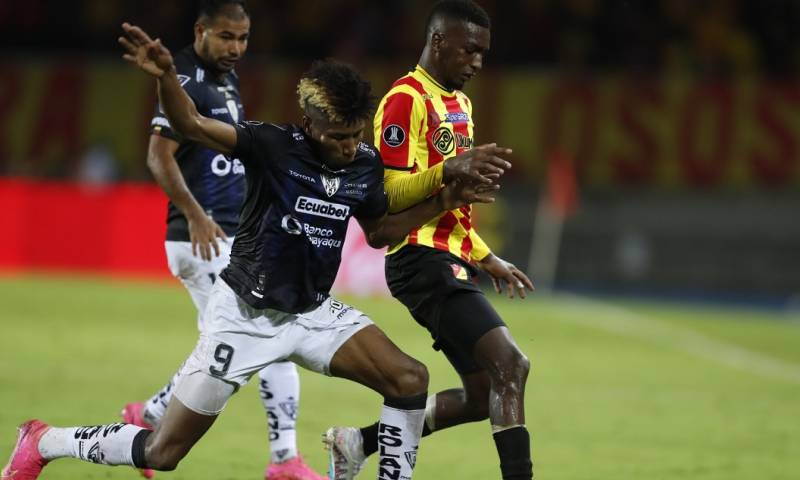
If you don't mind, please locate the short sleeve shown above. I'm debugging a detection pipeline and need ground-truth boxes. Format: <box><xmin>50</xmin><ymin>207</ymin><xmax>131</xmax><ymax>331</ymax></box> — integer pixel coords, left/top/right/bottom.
<box><xmin>232</xmin><ymin>121</ymin><xmax>270</xmax><ymax>169</ymax></box>
<box><xmin>356</xmin><ymin>161</ymin><xmax>389</xmax><ymax>220</ymax></box>
<box><xmin>469</xmin><ymin>229</ymin><xmax>491</xmax><ymax>262</ymax></box>
<box><xmin>374</xmin><ymin>89</ymin><xmax>425</xmax><ymax>170</ymax></box>
<box><xmin>149</xmin><ymin>68</ymin><xmax>201</xmax><ymax>141</ymax></box>
<box><xmin>150</xmin><ymin>104</ymin><xmax>180</xmax><ymax>141</ymax></box>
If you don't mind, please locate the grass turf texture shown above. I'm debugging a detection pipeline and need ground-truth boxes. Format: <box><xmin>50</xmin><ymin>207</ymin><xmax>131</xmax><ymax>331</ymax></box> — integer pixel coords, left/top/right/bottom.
<box><xmin>1</xmin><ymin>274</ymin><xmax>798</xmax><ymax>479</ymax></box>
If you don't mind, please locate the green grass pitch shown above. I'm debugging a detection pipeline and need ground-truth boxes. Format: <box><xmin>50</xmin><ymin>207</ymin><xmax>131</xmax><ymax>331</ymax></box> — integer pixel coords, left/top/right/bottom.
<box><xmin>1</xmin><ymin>274</ymin><xmax>798</xmax><ymax>479</ymax></box>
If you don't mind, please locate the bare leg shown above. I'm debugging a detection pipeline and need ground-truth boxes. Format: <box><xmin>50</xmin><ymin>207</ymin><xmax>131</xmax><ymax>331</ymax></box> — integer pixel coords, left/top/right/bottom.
<box><xmin>472</xmin><ymin>326</ymin><xmax>532</xmax><ymax>480</ymax></box>
<box><xmin>329</xmin><ymin>325</ymin><xmax>428</xmax><ymax>398</ymax></box>
<box><xmin>427</xmin><ymin>371</ymin><xmax>491</xmax><ymax>430</ymax></box>
<box><xmin>142</xmin><ymin>396</ymin><xmax>217</xmax><ymax>470</ymax></box>
<box><xmin>472</xmin><ymin>326</ymin><xmax>529</xmax><ymax>428</ymax></box>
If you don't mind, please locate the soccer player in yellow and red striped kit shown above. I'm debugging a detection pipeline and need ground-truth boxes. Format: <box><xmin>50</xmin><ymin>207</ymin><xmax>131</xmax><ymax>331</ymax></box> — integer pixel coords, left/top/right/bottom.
<box><xmin>324</xmin><ymin>2</ymin><xmax>535</xmax><ymax>479</ymax></box>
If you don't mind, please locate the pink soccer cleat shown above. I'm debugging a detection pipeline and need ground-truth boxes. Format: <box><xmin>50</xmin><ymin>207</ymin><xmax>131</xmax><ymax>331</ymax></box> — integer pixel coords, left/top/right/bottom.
<box><xmin>265</xmin><ymin>455</ymin><xmax>326</xmax><ymax>480</ymax></box>
<box><xmin>121</xmin><ymin>402</ymin><xmax>153</xmax><ymax>430</ymax></box>
<box><xmin>120</xmin><ymin>403</ymin><xmax>154</xmax><ymax>479</ymax></box>
<box><xmin>1</xmin><ymin>420</ymin><xmax>50</xmax><ymax>480</ymax></box>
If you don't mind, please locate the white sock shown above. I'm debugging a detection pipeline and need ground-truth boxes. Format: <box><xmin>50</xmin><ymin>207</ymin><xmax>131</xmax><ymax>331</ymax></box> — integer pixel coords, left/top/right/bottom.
<box><xmin>143</xmin><ymin>368</ymin><xmax>182</xmax><ymax>427</ymax></box>
<box><xmin>38</xmin><ymin>423</ymin><xmax>145</xmax><ymax>465</ymax></box>
<box><xmin>258</xmin><ymin>361</ymin><xmax>300</xmax><ymax>463</ymax></box>
<box><xmin>377</xmin><ymin>402</ymin><xmax>425</xmax><ymax>480</ymax></box>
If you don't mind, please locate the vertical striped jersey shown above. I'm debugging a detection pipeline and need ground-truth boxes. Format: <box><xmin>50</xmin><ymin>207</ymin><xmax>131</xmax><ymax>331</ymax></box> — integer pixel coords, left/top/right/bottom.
<box><xmin>374</xmin><ymin>65</ymin><xmax>490</xmax><ymax>262</ymax></box>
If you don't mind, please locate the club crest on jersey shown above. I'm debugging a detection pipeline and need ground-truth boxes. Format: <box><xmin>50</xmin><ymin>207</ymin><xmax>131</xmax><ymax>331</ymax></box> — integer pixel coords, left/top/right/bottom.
<box><xmin>321</xmin><ymin>172</ymin><xmax>341</xmax><ymax>197</ymax></box>
<box><xmin>382</xmin><ymin>124</ymin><xmax>406</xmax><ymax>147</ymax></box>
<box><xmin>432</xmin><ymin>126</ymin><xmax>455</xmax><ymax>155</ymax></box>
<box><xmin>226</xmin><ymin>99</ymin><xmax>239</xmax><ymax>123</ymax></box>
<box><xmin>450</xmin><ymin>263</ymin><xmax>469</xmax><ymax>280</ymax></box>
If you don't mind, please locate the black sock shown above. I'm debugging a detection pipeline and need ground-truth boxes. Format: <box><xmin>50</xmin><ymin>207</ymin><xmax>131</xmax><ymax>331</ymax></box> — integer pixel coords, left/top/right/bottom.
<box><xmin>360</xmin><ymin>423</ymin><xmax>379</xmax><ymax>457</ymax></box>
<box><xmin>493</xmin><ymin>426</ymin><xmax>533</xmax><ymax>480</ymax></box>
<box><xmin>131</xmin><ymin>430</ymin><xmax>153</xmax><ymax>469</ymax></box>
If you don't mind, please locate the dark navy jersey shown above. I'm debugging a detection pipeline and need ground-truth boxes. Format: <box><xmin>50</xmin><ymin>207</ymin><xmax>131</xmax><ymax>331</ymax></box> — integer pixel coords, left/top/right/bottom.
<box><xmin>150</xmin><ymin>46</ymin><xmax>246</xmax><ymax>241</ymax></box>
<box><xmin>220</xmin><ymin>122</ymin><xmax>388</xmax><ymax>313</ymax></box>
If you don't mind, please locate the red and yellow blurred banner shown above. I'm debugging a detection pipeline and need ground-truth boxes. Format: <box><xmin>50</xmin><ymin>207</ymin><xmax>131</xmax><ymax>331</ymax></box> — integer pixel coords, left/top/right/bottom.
<box><xmin>1</xmin><ymin>61</ymin><xmax>799</xmax><ymax>187</ymax></box>
<box><xmin>0</xmin><ymin>178</ymin><xmax>169</xmax><ymax>276</ymax></box>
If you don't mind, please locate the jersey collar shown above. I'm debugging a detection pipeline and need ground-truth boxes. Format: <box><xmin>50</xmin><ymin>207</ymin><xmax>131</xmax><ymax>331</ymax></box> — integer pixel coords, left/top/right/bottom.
<box><xmin>414</xmin><ymin>65</ymin><xmax>456</xmax><ymax>96</ymax></box>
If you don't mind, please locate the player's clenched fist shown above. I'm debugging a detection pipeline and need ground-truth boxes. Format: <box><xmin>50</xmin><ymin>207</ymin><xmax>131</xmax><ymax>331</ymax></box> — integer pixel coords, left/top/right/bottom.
<box><xmin>443</xmin><ymin>143</ymin><xmax>513</xmax><ymax>185</ymax></box>
<box><xmin>119</xmin><ymin>22</ymin><xmax>175</xmax><ymax>77</ymax></box>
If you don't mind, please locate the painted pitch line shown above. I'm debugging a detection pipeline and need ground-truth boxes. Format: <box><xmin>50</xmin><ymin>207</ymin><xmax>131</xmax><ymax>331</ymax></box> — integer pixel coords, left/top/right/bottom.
<box><xmin>549</xmin><ymin>295</ymin><xmax>800</xmax><ymax>385</ymax></box>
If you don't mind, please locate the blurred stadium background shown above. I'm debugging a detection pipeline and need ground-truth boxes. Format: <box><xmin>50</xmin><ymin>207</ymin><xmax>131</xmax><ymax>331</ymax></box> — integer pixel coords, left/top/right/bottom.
<box><xmin>1</xmin><ymin>1</ymin><xmax>799</xmax><ymax>479</ymax></box>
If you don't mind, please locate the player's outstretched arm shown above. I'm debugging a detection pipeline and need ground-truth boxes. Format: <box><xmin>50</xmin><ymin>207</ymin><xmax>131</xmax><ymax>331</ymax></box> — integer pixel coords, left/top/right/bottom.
<box><xmin>119</xmin><ymin>22</ymin><xmax>237</xmax><ymax>156</ymax></box>
<box><xmin>358</xmin><ymin>180</ymin><xmax>498</xmax><ymax>249</ymax></box>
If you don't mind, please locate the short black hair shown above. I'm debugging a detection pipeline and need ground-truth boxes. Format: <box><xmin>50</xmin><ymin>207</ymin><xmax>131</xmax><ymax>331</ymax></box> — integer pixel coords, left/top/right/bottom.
<box><xmin>425</xmin><ymin>0</ymin><xmax>491</xmax><ymax>36</ymax></box>
<box><xmin>297</xmin><ymin>60</ymin><xmax>376</xmax><ymax>126</ymax></box>
<box><xmin>197</xmin><ymin>0</ymin><xmax>249</xmax><ymax>22</ymax></box>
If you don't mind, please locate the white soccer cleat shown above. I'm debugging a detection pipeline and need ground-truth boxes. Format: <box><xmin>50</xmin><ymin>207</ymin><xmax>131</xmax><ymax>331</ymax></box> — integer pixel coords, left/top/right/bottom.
<box><xmin>323</xmin><ymin>427</ymin><xmax>366</xmax><ymax>480</ymax></box>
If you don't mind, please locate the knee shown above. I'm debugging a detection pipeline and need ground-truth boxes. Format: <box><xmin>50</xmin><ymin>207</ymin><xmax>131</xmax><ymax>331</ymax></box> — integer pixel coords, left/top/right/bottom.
<box><xmin>144</xmin><ymin>441</ymin><xmax>185</xmax><ymax>471</ymax></box>
<box><xmin>516</xmin><ymin>352</ymin><xmax>531</xmax><ymax>379</ymax></box>
<box><xmin>508</xmin><ymin>351</ymin><xmax>531</xmax><ymax>384</ymax></box>
<box><xmin>384</xmin><ymin>359</ymin><xmax>429</xmax><ymax>398</ymax></box>
<box><xmin>490</xmin><ymin>350</ymin><xmax>530</xmax><ymax>391</ymax></box>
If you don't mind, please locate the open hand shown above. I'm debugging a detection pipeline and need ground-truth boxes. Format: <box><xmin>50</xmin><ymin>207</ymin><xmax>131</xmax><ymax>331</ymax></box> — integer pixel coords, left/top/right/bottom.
<box><xmin>188</xmin><ymin>214</ymin><xmax>228</xmax><ymax>261</ymax></box>
<box><xmin>119</xmin><ymin>22</ymin><xmax>174</xmax><ymax>77</ymax></box>
<box><xmin>478</xmin><ymin>254</ymin><xmax>534</xmax><ymax>299</ymax></box>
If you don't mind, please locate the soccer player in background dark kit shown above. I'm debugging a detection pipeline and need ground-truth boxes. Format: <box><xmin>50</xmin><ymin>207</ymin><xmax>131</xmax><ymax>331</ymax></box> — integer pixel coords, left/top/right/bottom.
<box><xmin>325</xmin><ymin>1</ymin><xmax>535</xmax><ymax>480</ymax></box>
<box><xmin>121</xmin><ymin>2</ymin><xmax>323</xmax><ymax>479</ymax></box>
<box><xmin>0</xmin><ymin>21</ymin><xmax>499</xmax><ymax>480</ymax></box>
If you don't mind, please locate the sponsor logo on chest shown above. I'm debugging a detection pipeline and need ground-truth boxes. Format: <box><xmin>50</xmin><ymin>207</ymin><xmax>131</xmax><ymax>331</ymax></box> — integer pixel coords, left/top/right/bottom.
<box><xmin>432</xmin><ymin>126</ymin><xmax>455</xmax><ymax>155</ymax></box>
<box><xmin>295</xmin><ymin>196</ymin><xmax>350</xmax><ymax>220</ymax></box>
<box><xmin>289</xmin><ymin>169</ymin><xmax>317</xmax><ymax>184</ymax></box>
<box><xmin>444</xmin><ymin>112</ymin><xmax>470</xmax><ymax>123</ymax></box>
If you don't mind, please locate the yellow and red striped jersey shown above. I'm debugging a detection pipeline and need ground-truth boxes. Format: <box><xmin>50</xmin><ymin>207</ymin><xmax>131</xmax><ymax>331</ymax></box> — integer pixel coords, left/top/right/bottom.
<box><xmin>374</xmin><ymin>65</ymin><xmax>490</xmax><ymax>262</ymax></box>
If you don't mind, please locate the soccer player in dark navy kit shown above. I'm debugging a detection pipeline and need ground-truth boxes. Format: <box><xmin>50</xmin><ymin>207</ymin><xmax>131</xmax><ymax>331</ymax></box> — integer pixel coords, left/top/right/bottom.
<box><xmin>0</xmin><ymin>21</ymin><xmax>500</xmax><ymax>480</ymax></box>
<box><xmin>118</xmin><ymin>2</ymin><xmax>323</xmax><ymax>479</ymax></box>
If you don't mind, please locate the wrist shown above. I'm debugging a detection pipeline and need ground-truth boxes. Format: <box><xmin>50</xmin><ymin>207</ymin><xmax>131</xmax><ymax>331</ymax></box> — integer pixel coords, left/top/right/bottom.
<box><xmin>477</xmin><ymin>252</ymin><xmax>494</xmax><ymax>264</ymax></box>
<box><xmin>159</xmin><ymin>64</ymin><xmax>177</xmax><ymax>80</ymax></box>
<box><xmin>442</xmin><ymin>159</ymin><xmax>453</xmax><ymax>183</ymax></box>
<box><xmin>184</xmin><ymin>206</ymin><xmax>207</xmax><ymax>223</ymax></box>
<box><xmin>434</xmin><ymin>192</ymin><xmax>447</xmax><ymax>211</ymax></box>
